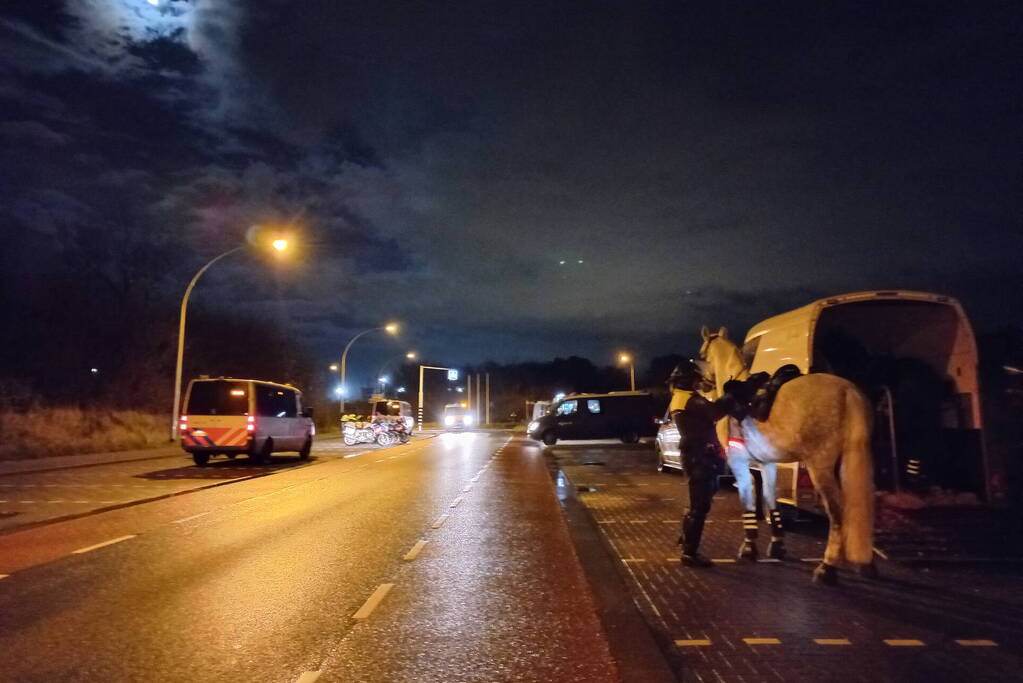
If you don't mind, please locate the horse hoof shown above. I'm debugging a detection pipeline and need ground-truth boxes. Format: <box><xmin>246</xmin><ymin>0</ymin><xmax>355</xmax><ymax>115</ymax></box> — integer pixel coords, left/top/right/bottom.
<box><xmin>737</xmin><ymin>543</ymin><xmax>759</xmax><ymax>562</ymax></box>
<box><xmin>858</xmin><ymin>562</ymin><xmax>879</xmax><ymax>580</ymax></box>
<box><xmin>812</xmin><ymin>563</ymin><xmax>838</xmax><ymax>586</ymax></box>
<box><xmin>767</xmin><ymin>540</ymin><xmax>786</xmax><ymax>560</ymax></box>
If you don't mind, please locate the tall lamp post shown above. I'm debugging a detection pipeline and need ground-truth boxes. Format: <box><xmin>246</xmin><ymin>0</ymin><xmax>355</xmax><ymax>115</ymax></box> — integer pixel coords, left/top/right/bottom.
<box><xmin>170</xmin><ymin>238</ymin><xmax>289</xmax><ymax>441</ymax></box>
<box><xmin>417</xmin><ymin>364</ymin><xmax>457</xmax><ymax>431</ymax></box>
<box><xmin>339</xmin><ymin>323</ymin><xmax>399</xmax><ymax>414</ymax></box>
<box><xmin>618</xmin><ymin>353</ymin><xmax>635</xmax><ymax>391</ymax></box>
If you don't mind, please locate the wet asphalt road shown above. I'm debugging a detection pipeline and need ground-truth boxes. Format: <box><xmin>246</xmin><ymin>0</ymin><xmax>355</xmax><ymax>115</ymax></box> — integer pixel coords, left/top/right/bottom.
<box><xmin>0</xmin><ymin>433</ymin><xmax>620</xmax><ymax>683</ymax></box>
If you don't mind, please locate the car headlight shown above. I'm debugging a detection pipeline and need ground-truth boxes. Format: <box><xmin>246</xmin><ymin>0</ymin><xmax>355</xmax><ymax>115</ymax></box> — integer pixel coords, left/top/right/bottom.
<box><xmin>444</xmin><ymin>416</ymin><xmax>455</xmax><ymax>426</ymax></box>
<box><xmin>463</xmin><ymin>415</ymin><xmax>473</xmax><ymax>425</ymax></box>
<box><xmin>527</xmin><ymin>421</ymin><xmax>539</xmax><ymax>433</ymax></box>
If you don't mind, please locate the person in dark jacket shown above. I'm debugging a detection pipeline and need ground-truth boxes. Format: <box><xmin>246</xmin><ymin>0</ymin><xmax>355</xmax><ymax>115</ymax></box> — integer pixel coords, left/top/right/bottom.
<box><xmin>668</xmin><ymin>359</ymin><xmax>735</xmax><ymax>567</ymax></box>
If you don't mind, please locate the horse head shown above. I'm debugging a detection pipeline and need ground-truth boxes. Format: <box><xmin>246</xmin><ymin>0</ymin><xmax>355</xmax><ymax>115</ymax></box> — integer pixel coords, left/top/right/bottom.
<box><xmin>699</xmin><ymin>325</ymin><xmax>749</xmax><ymax>394</ymax></box>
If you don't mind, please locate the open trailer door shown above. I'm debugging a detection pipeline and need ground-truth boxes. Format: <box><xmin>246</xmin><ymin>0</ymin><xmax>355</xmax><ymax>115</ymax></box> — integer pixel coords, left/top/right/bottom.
<box><xmin>746</xmin><ymin>291</ymin><xmax>1004</xmax><ymax>508</ymax></box>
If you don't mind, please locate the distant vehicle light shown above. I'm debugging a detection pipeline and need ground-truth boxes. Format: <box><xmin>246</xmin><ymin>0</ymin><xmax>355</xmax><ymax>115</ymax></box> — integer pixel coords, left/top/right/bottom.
<box><xmin>444</xmin><ymin>416</ymin><xmax>455</xmax><ymax>426</ymax></box>
<box><xmin>246</xmin><ymin>415</ymin><xmax>256</xmax><ymax>432</ymax></box>
<box><xmin>528</xmin><ymin>420</ymin><xmax>539</xmax><ymax>433</ymax></box>
<box><xmin>463</xmin><ymin>415</ymin><xmax>473</xmax><ymax>425</ymax></box>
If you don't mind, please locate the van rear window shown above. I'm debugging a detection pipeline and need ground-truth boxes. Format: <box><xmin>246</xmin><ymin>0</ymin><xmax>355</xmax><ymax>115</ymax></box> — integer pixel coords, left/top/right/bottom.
<box><xmin>186</xmin><ymin>381</ymin><xmax>248</xmax><ymax>415</ymax></box>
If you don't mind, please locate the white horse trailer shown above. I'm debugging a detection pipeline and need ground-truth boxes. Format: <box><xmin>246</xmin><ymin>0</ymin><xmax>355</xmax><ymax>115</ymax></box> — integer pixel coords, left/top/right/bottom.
<box><xmin>743</xmin><ymin>290</ymin><xmax>1002</xmax><ymax>510</ymax></box>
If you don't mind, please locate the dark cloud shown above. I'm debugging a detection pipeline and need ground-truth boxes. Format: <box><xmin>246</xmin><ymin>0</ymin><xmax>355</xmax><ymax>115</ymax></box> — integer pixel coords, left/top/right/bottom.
<box><xmin>1</xmin><ymin>0</ymin><xmax>1020</xmax><ymax>392</ymax></box>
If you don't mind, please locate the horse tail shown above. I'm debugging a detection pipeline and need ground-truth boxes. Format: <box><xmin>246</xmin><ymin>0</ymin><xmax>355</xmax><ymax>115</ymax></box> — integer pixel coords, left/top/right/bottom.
<box><xmin>840</xmin><ymin>386</ymin><xmax>875</xmax><ymax>565</ymax></box>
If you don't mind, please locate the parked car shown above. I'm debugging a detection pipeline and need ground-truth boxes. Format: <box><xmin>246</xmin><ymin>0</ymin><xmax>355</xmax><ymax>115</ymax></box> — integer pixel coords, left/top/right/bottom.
<box><xmin>527</xmin><ymin>391</ymin><xmax>657</xmax><ymax>446</ymax></box>
<box><xmin>180</xmin><ymin>378</ymin><xmax>314</xmax><ymax>467</ymax></box>
<box><xmin>654</xmin><ymin>410</ymin><xmax>682</xmax><ymax>472</ymax></box>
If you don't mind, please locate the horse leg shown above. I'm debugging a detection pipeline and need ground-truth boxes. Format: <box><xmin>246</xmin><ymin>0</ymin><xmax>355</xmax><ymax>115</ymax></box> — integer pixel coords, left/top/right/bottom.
<box><xmin>758</xmin><ymin>462</ymin><xmax>786</xmax><ymax>559</ymax></box>
<box><xmin>727</xmin><ymin>446</ymin><xmax>759</xmax><ymax>561</ymax></box>
<box><xmin>807</xmin><ymin>465</ymin><xmax>843</xmax><ymax>585</ymax></box>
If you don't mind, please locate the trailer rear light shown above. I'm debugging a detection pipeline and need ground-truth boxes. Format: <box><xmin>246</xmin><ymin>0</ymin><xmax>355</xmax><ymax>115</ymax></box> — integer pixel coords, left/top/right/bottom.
<box><xmin>179</xmin><ymin>415</ymin><xmax>188</xmax><ymax>431</ymax></box>
<box><xmin>246</xmin><ymin>415</ymin><xmax>256</xmax><ymax>432</ymax></box>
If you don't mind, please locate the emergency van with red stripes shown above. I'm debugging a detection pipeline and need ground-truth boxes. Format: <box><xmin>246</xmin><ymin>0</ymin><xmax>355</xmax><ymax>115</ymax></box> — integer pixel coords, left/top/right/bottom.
<box><xmin>179</xmin><ymin>378</ymin><xmax>314</xmax><ymax>466</ymax></box>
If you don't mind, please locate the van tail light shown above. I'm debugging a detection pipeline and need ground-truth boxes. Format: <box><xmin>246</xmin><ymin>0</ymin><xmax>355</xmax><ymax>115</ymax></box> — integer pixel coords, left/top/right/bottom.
<box><xmin>246</xmin><ymin>415</ymin><xmax>256</xmax><ymax>432</ymax></box>
<box><xmin>179</xmin><ymin>415</ymin><xmax>188</xmax><ymax>432</ymax></box>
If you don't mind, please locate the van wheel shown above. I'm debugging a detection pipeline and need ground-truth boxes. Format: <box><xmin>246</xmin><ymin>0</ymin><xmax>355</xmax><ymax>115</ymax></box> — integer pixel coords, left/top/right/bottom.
<box><xmin>192</xmin><ymin>453</ymin><xmax>210</xmax><ymax>467</ymax></box>
<box><xmin>254</xmin><ymin>439</ymin><xmax>273</xmax><ymax>465</ymax></box>
<box><xmin>542</xmin><ymin>431</ymin><xmax>558</xmax><ymax>446</ymax></box>
<box><xmin>298</xmin><ymin>437</ymin><xmax>312</xmax><ymax>460</ymax></box>
<box><xmin>621</xmin><ymin>431</ymin><xmax>640</xmax><ymax>444</ymax></box>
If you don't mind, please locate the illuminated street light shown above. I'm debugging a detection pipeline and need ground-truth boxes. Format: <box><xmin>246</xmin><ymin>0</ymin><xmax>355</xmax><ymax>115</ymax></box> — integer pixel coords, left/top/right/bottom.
<box><xmin>329</xmin><ymin>363</ymin><xmax>338</xmax><ymax>371</ymax></box>
<box><xmin>406</xmin><ymin>351</ymin><xmax>417</xmax><ymax>360</ymax></box>
<box><xmin>171</xmin><ymin>232</ymin><xmax>294</xmax><ymax>441</ymax></box>
<box><xmin>618</xmin><ymin>352</ymin><xmax>635</xmax><ymax>391</ymax></box>
<box><xmin>338</xmin><ymin>323</ymin><xmax>403</xmax><ymax>414</ymax></box>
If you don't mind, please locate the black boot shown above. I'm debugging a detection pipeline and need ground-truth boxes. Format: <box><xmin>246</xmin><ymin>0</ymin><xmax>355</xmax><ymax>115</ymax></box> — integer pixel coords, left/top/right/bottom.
<box><xmin>680</xmin><ymin>513</ymin><xmax>713</xmax><ymax>567</ymax></box>
<box><xmin>738</xmin><ymin>512</ymin><xmax>759</xmax><ymax>561</ymax></box>
<box><xmin>767</xmin><ymin>509</ymin><xmax>786</xmax><ymax>559</ymax></box>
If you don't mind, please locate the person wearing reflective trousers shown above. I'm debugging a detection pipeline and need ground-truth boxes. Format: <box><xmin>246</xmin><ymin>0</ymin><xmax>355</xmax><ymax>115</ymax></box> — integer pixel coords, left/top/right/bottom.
<box><xmin>668</xmin><ymin>359</ymin><xmax>735</xmax><ymax>567</ymax></box>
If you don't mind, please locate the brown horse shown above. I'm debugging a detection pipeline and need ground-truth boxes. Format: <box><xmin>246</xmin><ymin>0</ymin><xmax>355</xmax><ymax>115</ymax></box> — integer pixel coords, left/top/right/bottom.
<box><xmin>700</xmin><ymin>326</ymin><xmax>877</xmax><ymax>584</ymax></box>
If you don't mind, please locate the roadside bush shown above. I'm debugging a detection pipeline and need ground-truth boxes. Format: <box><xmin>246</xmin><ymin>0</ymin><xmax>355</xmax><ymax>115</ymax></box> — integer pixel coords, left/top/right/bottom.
<box><xmin>0</xmin><ymin>408</ymin><xmax>166</xmax><ymax>460</ymax></box>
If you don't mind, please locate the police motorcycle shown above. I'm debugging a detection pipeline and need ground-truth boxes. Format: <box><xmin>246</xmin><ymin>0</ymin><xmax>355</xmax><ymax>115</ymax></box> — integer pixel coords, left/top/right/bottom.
<box><xmin>341</xmin><ymin>414</ymin><xmax>387</xmax><ymax>446</ymax></box>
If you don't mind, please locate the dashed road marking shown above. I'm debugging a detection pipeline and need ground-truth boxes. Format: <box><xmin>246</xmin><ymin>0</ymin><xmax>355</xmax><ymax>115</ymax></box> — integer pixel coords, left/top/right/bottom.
<box><xmin>675</xmin><ymin>639</ymin><xmax>711</xmax><ymax>647</ymax></box>
<box><xmin>757</xmin><ymin>558</ymin><xmax>782</xmax><ymax>563</ymax></box>
<box><xmin>353</xmin><ymin>583</ymin><xmax>394</xmax><ymax>619</ymax></box>
<box><xmin>172</xmin><ymin>512</ymin><xmax>210</xmax><ymax>524</ymax></box>
<box><xmin>814</xmin><ymin>638</ymin><xmax>852</xmax><ymax>645</ymax></box>
<box><xmin>71</xmin><ymin>535</ymin><xmax>136</xmax><ymax>555</ymax></box>
<box><xmin>884</xmin><ymin>639</ymin><xmax>925</xmax><ymax>647</ymax></box>
<box><xmin>743</xmin><ymin>638</ymin><xmax>781</xmax><ymax>645</ymax></box>
<box><xmin>294</xmin><ymin>671</ymin><xmax>322</xmax><ymax>683</ymax></box>
<box><xmin>956</xmin><ymin>639</ymin><xmax>997</xmax><ymax>647</ymax></box>
<box><xmin>431</xmin><ymin>514</ymin><xmax>449</xmax><ymax>529</ymax></box>
<box><xmin>0</xmin><ymin>574</ymin><xmax>9</xmax><ymax>580</ymax></box>
<box><xmin>712</xmin><ymin>558</ymin><xmax>736</xmax><ymax>564</ymax></box>
<box><xmin>461</xmin><ymin>486</ymin><xmax>472</xmax><ymax>493</ymax></box>
<box><xmin>403</xmin><ymin>540</ymin><xmax>428</xmax><ymax>561</ymax></box>
<box><xmin>620</xmin><ymin>558</ymin><xmax>646</xmax><ymax>563</ymax></box>
<box><xmin>873</xmin><ymin>546</ymin><xmax>889</xmax><ymax>560</ymax></box>
<box><xmin>800</xmin><ymin>557</ymin><xmax>824</xmax><ymax>562</ymax></box>
<box><xmin>449</xmin><ymin>497</ymin><xmax>463</xmax><ymax>508</ymax></box>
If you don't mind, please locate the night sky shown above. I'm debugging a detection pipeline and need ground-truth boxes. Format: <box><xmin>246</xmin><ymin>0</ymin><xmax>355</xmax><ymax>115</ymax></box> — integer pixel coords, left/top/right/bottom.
<box><xmin>2</xmin><ymin>1</ymin><xmax>1020</xmax><ymax>389</ymax></box>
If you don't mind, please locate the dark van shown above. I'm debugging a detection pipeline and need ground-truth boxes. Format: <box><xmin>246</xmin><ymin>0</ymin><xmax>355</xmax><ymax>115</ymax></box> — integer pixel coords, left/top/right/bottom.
<box><xmin>526</xmin><ymin>391</ymin><xmax>657</xmax><ymax>446</ymax></box>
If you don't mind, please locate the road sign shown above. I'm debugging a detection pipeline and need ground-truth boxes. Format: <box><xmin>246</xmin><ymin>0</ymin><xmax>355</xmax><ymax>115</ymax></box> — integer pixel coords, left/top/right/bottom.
<box><xmin>447</xmin><ymin>369</ymin><xmax>459</xmax><ymax>381</ymax></box>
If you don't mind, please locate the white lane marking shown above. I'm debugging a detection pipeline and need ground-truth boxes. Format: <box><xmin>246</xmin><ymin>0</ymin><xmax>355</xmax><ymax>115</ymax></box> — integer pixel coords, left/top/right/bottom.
<box><xmin>872</xmin><ymin>546</ymin><xmax>889</xmax><ymax>560</ymax></box>
<box><xmin>403</xmin><ymin>540</ymin><xmax>428</xmax><ymax>561</ymax></box>
<box><xmin>675</xmin><ymin>639</ymin><xmax>712</xmax><ymax>647</ymax></box>
<box><xmin>431</xmin><ymin>514</ymin><xmax>449</xmax><ymax>529</ymax></box>
<box><xmin>353</xmin><ymin>583</ymin><xmax>394</xmax><ymax>619</ymax></box>
<box><xmin>71</xmin><ymin>535</ymin><xmax>136</xmax><ymax>555</ymax></box>
<box><xmin>295</xmin><ymin>670</ymin><xmax>322</xmax><ymax>683</ymax></box>
<box><xmin>757</xmin><ymin>558</ymin><xmax>782</xmax><ymax>563</ymax></box>
<box><xmin>621</xmin><ymin>558</ymin><xmax>646</xmax><ymax>563</ymax></box>
<box><xmin>449</xmin><ymin>497</ymin><xmax>463</xmax><ymax>508</ymax></box>
<box><xmin>172</xmin><ymin>512</ymin><xmax>210</xmax><ymax>524</ymax></box>
<box><xmin>800</xmin><ymin>558</ymin><xmax>824</xmax><ymax>562</ymax></box>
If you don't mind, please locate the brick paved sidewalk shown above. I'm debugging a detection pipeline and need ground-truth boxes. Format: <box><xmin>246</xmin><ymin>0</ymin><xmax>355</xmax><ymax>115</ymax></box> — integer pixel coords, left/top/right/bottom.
<box><xmin>547</xmin><ymin>440</ymin><xmax>1023</xmax><ymax>683</ymax></box>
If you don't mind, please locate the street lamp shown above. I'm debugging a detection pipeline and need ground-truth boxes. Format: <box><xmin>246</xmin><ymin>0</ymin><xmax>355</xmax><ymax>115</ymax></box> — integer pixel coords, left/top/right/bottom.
<box><xmin>618</xmin><ymin>353</ymin><xmax>635</xmax><ymax>391</ymax></box>
<box><xmin>167</xmin><ymin>237</ymin><xmax>288</xmax><ymax>439</ymax></box>
<box><xmin>170</xmin><ymin>237</ymin><xmax>289</xmax><ymax>441</ymax></box>
<box><xmin>376</xmin><ymin>351</ymin><xmax>417</xmax><ymax>397</ymax></box>
<box><xmin>338</xmin><ymin>323</ymin><xmax>400</xmax><ymax>414</ymax></box>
